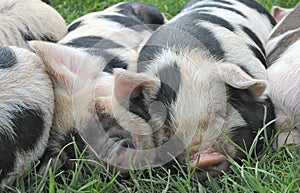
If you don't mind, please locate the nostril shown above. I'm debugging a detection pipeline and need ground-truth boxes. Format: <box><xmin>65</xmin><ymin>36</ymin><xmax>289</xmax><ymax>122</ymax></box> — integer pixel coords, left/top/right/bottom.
<box><xmin>120</xmin><ymin>139</ymin><xmax>135</xmax><ymax>149</ymax></box>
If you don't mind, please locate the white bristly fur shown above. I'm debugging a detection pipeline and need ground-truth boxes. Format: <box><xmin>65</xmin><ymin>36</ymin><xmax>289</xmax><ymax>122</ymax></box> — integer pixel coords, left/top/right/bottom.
<box><xmin>0</xmin><ymin>0</ymin><xmax>67</xmax><ymax>49</ymax></box>
<box><xmin>0</xmin><ymin>46</ymin><xmax>54</xmax><ymax>185</ymax></box>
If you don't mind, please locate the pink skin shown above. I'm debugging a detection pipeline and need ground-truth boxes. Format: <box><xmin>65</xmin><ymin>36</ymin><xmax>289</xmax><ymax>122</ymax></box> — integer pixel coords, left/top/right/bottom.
<box><xmin>189</xmin><ymin>137</ymin><xmax>230</xmax><ymax>179</ymax></box>
<box><xmin>277</xmin><ymin>130</ymin><xmax>300</xmax><ymax>147</ymax></box>
<box><xmin>272</xmin><ymin>7</ymin><xmax>293</xmax><ymax>23</ymax></box>
<box><xmin>105</xmin><ymin>136</ymin><xmax>231</xmax><ymax>178</ymax></box>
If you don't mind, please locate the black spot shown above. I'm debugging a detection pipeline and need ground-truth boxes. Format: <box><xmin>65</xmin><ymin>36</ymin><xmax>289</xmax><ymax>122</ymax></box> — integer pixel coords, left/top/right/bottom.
<box><xmin>267</xmin><ymin>30</ymin><xmax>300</xmax><ymax>67</ymax></box>
<box><xmin>238</xmin><ymin>65</ymin><xmax>255</xmax><ymax>79</ymax></box>
<box><xmin>22</xmin><ymin>31</ymin><xmax>35</xmax><ymax>41</ymax></box>
<box><xmin>248</xmin><ymin>44</ymin><xmax>267</xmax><ymax>68</ymax></box>
<box><xmin>118</xmin><ymin>139</ymin><xmax>135</xmax><ymax>149</ymax></box>
<box><xmin>64</xmin><ymin>36</ymin><xmax>128</xmax><ymax>73</ymax></box>
<box><xmin>171</xmin><ymin>12</ymin><xmax>226</xmax><ymax>59</ymax></box>
<box><xmin>40</xmin><ymin>35</ymin><xmax>56</xmax><ymax>42</ymax></box>
<box><xmin>38</xmin><ymin>129</ymin><xmax>88</xmax><ymax>171</ymax></box>
<box><xmin>138</xmin><ymin>12</ymin><xmax>225</xmax><ymax>65</ymax></box>
<box><xmin>97</xmin><ymin>15</ymin><xmax>144</xmax><ymax>30</ymax></box>
<box><xmin>229</xmin><ymin>124</ymin><xmax>257</xmax><ymax>161</ymax></box>
<box><xmin>117</xmin><ymin>2</ymin><xmax>165</xmax><ymax>27</ymax></box>
<box><xmin>212</xmin><ymin>0</ymin><xmax>233</xmax><ymax>6</ymax></box>
<box><xmin>129</xmin><ymin>94</ymin><xmax>151</xmax><ymax>121</ymax></box>
<box><xmin>155</xmin><ymin>64</ymin><xmax>181</xmax><ymax>126</ymax></box>
<box><xmin>96</xmin><ymin>111</ymin><xmax>128</xmax><ymax>133</ymax></box>
<box><xmin>0</xmin><ymin>46</ymin><xmax>17</xmax><ymax>68</ymax></box>
<box><xmin>97</xmin><ymin>112</ymin><xmax>118</xmax><ymax>132</ymax></box>
<box><xmin>228</xmin><ymin>87</ymin><xmax>275</xmax><ymax>159</ymax></box>
<box><xmin>156</xmin><ymin>64</ymin><xmax>181</xmax><ymax>106</ymax></box>
<box><xmin>116</xmin><ymin>3</ymin><xmax>139</xmax><ymax>17</ymax></box>
<box><xmin>138</xmin><ymin>44</ymin><xmax>164</xmax><ymax>70</ymax></box>
<box><xmin>136</xmin><ymin>63</ymin><xmax>181</xmax><ymax>126</ymax></box>
<box><xmin>241</xmin><ymin>26</ymin><xmax>265</xmax><ymax>55</ymax></box>
<box><xmin>180</xmin><ymin>0</ymin><xmax>233</xmax><ymax>12</ymax></box>
<box><xmin>60</xmin><ymin>130</ymin><xmax>87</xmax><ymax>163</ymax></box>
<box><xmin>192</xmin><ymin>4</ymin><xmax>247</xmax><ymax>18</ymax></box>
<box><xmin>96</xmin><ymin>111</ymin><xmax>136</xmax><ymax>154</ymax></box>
<box><xmin>64</xmin><ymin>36</ymin><xmax>124</xmax><ymax>50</ymax></box>
<box><xmin>12</xmin><ymin>107</ymin><xmax>45</xmax><ymax>151</ymax></box>
<box><xmin>106</xmin><ymin>127</ymin><xmax>134</xmax><ymax>147</ymax></box>
<box><xmin>90</xmin><ymin>50</ymin><xmax>128</xmax><ymax>73</ymax></box>
<box><xmin>67</xmin><ymin>21</ymin><xmax>82</xmax><ymax>33</ymax></box>
<box><xmin>0</xmin><ymin>106</ymin><xmax>45</xmax><ymax>181</ymax></box>
<box><xmin>104</xmin><ymin>57</ymin><xmax>128</xmax><ymax>74</ymax></box>
<box><xmin>194</xmin><ymin>12</ymin><xmax>235</xmax><ymax>32</ymax></box>
<box><xmin>21</xmin><ymin>26</ymin><xmax>56</xmax><ymax>43</ymax></box>
<box><xmin>41</xmin><ymin>0</ymin><xmax>51</xmax><ymax>5</ymax></box>
<box><xmin>237</xmin><ymin>0</ymin><xmax>276</xmax><ymax>26</ymax></box>
<box><xmin>95</xmin><ymin>111</ymin><xmax>135</xmax><ymax>158</ymax></box>
<box><xmin>0</xmin><ymin>135</ymin><xmax>16</xmax><ymax>181</ymax></box>
<box><xmin>124</xmin><ymin>70</ymin><xmax>178</xmax><ymax>125</ymax></box>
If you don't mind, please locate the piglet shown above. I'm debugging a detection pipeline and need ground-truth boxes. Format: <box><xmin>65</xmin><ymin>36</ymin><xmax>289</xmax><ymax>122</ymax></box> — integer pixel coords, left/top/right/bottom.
<box><xmin>0</xmin><ymin>0</ymin><xmax>67</xmax><ymax>49</ymax></box>
<box><xmin>30</xmin><ymin>2</ymin><xmax>166</xmax><ymax>172</ymax></box>
<box><xmin>266</xmin><ymin>4</ymin><xmax>300</xmax><ymax>148</ymax></box>
<box><xmin>94</xmin><ymin>0</ymin><xmax>276</xmax><ymax>178</ymax></box>
<box><xmin>0</xmin><ymin>45</ymin><xmax>54</xmax><ymax>185</ymax></box>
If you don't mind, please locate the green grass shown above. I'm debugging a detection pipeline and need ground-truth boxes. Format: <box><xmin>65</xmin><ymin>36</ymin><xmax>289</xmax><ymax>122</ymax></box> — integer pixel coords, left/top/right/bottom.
<box><xmin>2</xmin><ymin>0</ymin><xmax>300</xmax><ymax>192</ymax></box>
<box><xmin>3</xmin><ymin>131</ymin><xmax>299</xmax><ymax>192</ymax></box>
<box><xmin>52</xmin><ymin>0</ymin><xmax>300</xmax><ymax>24</ymax></box>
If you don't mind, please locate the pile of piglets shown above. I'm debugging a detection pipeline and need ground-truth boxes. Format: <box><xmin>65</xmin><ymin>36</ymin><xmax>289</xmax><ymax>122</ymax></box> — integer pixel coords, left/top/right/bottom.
<box><xmin>0</xmin><ymin>0</ymin><xmax>299</xmax><ymax>186</ymax></box>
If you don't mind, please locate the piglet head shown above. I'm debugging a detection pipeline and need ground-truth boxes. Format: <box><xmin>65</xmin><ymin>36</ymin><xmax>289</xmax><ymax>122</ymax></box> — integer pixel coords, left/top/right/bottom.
<box><xmin>188</xmin><ymin>61</ymin><xmax>268</xmax><ymax>178</ymax></box>
<box><xmin>29</xmin><ymin>41</ymin><xmax>103</xmax><ymax>134</ymax></box>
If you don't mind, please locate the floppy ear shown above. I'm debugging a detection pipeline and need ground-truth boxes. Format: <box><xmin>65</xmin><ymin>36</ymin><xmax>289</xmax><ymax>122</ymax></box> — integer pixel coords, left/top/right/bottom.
<box><xmin>29</xmin><ymin>41</ymin><xmax>103</xmax><ymax>92</ymax></box>
<box><xmin>271</xmin><ymin>6</ymin><xmax>289</xmax><ymax>23</ymax></box>
<box><xmin>216</xmin><ymin>62</ymin><xmax>266</xmax><ymax>96</ymax></box>
<box><xmin>113</xmin><ymin>68</ymin><xmax>160</xmax><ymax>105</ymax></box>
<box><xmin>272</xmin><ymin>6</ymin><xmax>282</xmax><ymax>22</ymax></box>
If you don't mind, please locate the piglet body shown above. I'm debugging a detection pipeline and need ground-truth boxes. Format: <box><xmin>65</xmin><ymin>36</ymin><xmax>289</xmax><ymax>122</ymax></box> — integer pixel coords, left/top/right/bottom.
<box><xmin>266</xmin><ymin>4</ymin><xmax>300</xmax><ymax>147</ymax></box>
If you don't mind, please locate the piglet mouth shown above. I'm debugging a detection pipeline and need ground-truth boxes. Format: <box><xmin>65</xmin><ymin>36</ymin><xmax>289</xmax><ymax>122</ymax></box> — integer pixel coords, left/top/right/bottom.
<box><xmin>190</xmin><ymin>150</ymin><xmax>229</xmax><ymax>179</ymax></box>
<box><xmin>189</xmin><ymin>139</ymin><xmax>230</xmax><ymax>179</ymax></box>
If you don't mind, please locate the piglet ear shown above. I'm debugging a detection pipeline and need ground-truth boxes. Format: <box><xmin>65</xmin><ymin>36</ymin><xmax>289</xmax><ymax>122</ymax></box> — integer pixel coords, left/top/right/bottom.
<box><xmin>272</xmin><ymin>6</ymin><xmax>281</xmax><ymax>21</ymax></box>
<box><xmin>271</xmin><ymin>6</ymin><xmax>287</xmax><ymax>23</ymax></box>
<box><xmin>29</xmin><ymin>41</ymin><xmax>102</xmax><ymax>91</ymax></box>
<box><xmin>113</xmin><ymin>68</ymin><xmax>160</xmax><ymax>104</ymax></box>
<box><xmin>216</xmin><ymin>62</ymin><xmax>266</xmax><ymax>96</ymax></box>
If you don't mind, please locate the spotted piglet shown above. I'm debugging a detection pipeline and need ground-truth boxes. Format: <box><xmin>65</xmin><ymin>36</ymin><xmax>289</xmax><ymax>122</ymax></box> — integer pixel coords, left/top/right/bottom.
<box><xmin>266</xmin><ymin>4</ymin><xmax>300</xmax><ymax>148</ymax></box>
<box><xmin>0</xmin><ymin>46</ymin><xmax>54</xmax><ymax>185</ymax></box>
<box><xmin>0</xmin><ymin>0</ymin><xmax>67</xmax><ymax>49</ymax></box>
<box><xmin>92</xmin><ymin>0</ymin><xmax>276</xmax><ymax>177</ymax></box>
<box><xmin>30</xmin><ymin>2</ymin><xmax>166</xmax><ymax>171</ymax></box>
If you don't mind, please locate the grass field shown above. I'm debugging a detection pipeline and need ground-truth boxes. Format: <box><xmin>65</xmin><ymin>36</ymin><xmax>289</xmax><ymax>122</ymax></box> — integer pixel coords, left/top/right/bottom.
<box><xmin>2</xmin><ymin>0</ymin><xmax>300</xmax><ymax>192</ymax></box>
<box><xmin>51</xmin><ymin>0</ymin><xmax>300</xmax><ymax>23</ymax></box>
